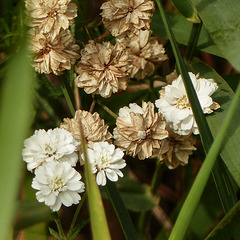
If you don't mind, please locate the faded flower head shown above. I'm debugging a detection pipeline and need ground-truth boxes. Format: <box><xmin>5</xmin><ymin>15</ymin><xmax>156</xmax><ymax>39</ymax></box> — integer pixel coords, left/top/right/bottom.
<box><xmin>128</xmin><ymin>30</ymin><xmax>167</xmax><ymax>80</ymax></box>
<box><xmin>61</xmin><ymin>110</ymin><xmax>112</xmax><ymax>159</ymax></box>
<box><xmin>113</xmin><ymin>101</ymin><xmax>169</xmax><ymax>160</ymax></box>
<box><xmin>101</xmin><ymin>0</ymin><xmax>155</xmax><ymax>38</ymax></box>
<box><xmin>158</xmin><ymin>129</ymin><xmax>196</xmax><ymax>169</ymax></box>
<box><xmin>75</xmin><ymin>41</ymin><xmax>131</xmax><ymax>98</ymax></box>
<box><xmin>25</xmin><ymin>0</ymin><xmax>77</xmax><ymax>40</ymax></box>
<box><xmin>30</xmin><ymin>29</ymin><xmax>79</xmax><ymax>75</ymax></box>
<box><xmin>22</xmin><ymin>128</ymin><xmax>79</xmax><ymax>171</ymax></box>
<box><xmin>32</xmin><ymin>161</ymin><xmax>85</xmax><ymax>211</ymax></box>
<box><xmin>155</xmin><ymin>72</ymin><xmax>220</xmax><ymax>135</ymax></box>
<box><xmin>83</xmin><ymin>142</ymin><xmax>126</xmax><ymax>186</ymax></box>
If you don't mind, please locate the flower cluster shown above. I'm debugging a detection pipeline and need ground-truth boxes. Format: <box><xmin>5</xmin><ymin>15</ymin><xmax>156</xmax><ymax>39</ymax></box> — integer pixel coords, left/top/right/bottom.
<box><xmin>127</xmin><ymin>30</ymin><xmax>167</xmax><ymax>80</ymax></box>
<box><xmin>75</xmin><ymin>41</ymin><xmax>132</xmax><ymax>98</ymax></box>
<box><xmin>22</xmin><ymin>128</ymin><xmax>85</xmax><ymax>211</ymax></box>
<box><xmin>155</xmin><ymin>72</ymin><xmax>220</xmax><ymax>135</ymax></box>
<box><xmin>60</xmin><ymin>109</ymin><xmax>112</xmax><ymax>156</ymax></box>
<box><xmin>114</xmin><ymin>101</ymin><xmax>169</xmax><ymax>160</ymax></box>
<box><xmin>101</xmin><ymin>0</ymin><xmax>155</xmax><ymax>39</ymax></box>
<box><xmin>83</xmin><ymin>142</ymin><xmax>126</xmax><ymax>186</ymax></box>
<box><xmin>25</xmin><ymin>0</ymin><xmax>79</xmax><ymax>75</ymax></box>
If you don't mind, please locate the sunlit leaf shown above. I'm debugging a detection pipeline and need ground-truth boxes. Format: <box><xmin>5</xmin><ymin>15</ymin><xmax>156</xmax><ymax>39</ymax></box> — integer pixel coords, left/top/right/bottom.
<box><xmin>192</xmin><ymin>0</ymin><xmax>240</xmax><ymax>71</ymax></box>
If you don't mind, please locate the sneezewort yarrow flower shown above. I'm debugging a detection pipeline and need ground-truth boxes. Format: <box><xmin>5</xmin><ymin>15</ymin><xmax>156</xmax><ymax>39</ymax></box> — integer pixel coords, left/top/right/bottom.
<box><xmin>158</xmin><ymin>128</ymin><xmax>196</xmax><ymax>169</ymax></box>
<box><xmin>83</xmin><ymin>142</ymin><xmax>126</xmax><ymax>186</ymax></box>
<box><xmin>101</xmin><ymin>0</ymin><xmax>155</xmax><ymax>38</ymax></box>
<box><xmin>60</xmin><ymin>110</ymin><xmax>112</xmax><ymax>164</ymax></box>
<box><xmin>22</xmin><ymin>128</ymin><xmax>79</xmax><ymax>171</ymax></box>
<box><xmin>128</xmin><ymin>30</ymin><xmax>167</xmax><ymax>80</ymax></box>
<box><xmin>75</xmin><ymin>40</ymin><xmax>131</xmax><ymax>98</ymax></box>
<box><xmin>30</xmin><ymin>29</ymin><xmax>79</xmax><ymax>75</ymax></box>
<box><xmin>155</xmin><ymin>72</ymin><xmax>220</xmax><ymax>135</ymax></box>
<box><xmin>25</xmin><ymin>0</ymin><xmax>78</xmax><ymax>40</ymax></box>
<box><xmin>32</xmin><ymin>161</ymin><xmax>85</xmax><ymax>211</ymax></box>
<box><xmin>113</xmin><ymin>101</ymin><xmax>169</xmax><ymax>160</ymax></box>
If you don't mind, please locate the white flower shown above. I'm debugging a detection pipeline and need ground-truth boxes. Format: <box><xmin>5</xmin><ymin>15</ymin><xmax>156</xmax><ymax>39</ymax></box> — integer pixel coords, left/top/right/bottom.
<box><xmin>22</xmin><ymin>128</ymin><xmax>79</xmax><ymax>171</ymax></box>
<box><xmin>84</xmin><ymin>142</ymin><xmax>126</xmax><ymax>186</ymax></box>
<box><xmin>155</xmin><ymin>72</ymin><xmax>220</xmax><ymax>135</ymax></box>
<box><xmin>32</xmin><ymin>161</ymin><xmax>85</xmax><ymax>211</ymax></box>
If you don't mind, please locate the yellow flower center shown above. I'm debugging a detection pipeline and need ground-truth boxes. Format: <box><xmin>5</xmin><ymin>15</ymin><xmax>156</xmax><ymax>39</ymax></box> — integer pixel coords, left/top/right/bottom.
<box><xmin>51</xmin><ymin>177</ymin><xmax>64</xmax><ymax>191</ymax></box>
<box><xmin>176</xmin><ymin>95</ymin><xmax>190</xmax><ymax>109</ymax></box>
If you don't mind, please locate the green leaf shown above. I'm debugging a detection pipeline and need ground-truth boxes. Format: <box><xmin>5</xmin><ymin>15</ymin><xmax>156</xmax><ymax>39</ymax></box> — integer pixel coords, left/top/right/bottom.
<box><xmin>171</xmin><ymin>0</ymin><xmax>200</xmax><ymax>23</ymax></box>
<box><xmin>14</xmin><ymin>200</ymin><xmax>51</xmax><ymax>230</ymax></box>
<box><xmin>205</xmin><ymin>200</ymin><xmax>240</xmax><ymax>240</ymax></box>
<box><xmin>68</xmin><ymin>219</ymin><xmax>89</xmax><ymax>240</ymax></box>
<box><xmin>105</xmin><ymin>181</ymin><xmax>140</xmax><ymax>240</ymax></box>
<box><xmin>48</xmin><ymin>227</ymin><xmax>61</xmax><ymax>240</ymax></box>
<box><xmin>0</xmin><ymin>39</ymin><xmax>34</xmax><ymax>239</ymax></box>
<box><xmin>191</xmin><ymin>0</ymin><xmax>240</xmax><ymax>71</ymax></box>
<box><xmin>189</xmin><ymin>61</ymin><xmax>240</xmax><ymax>187</ymax></box>
<box><xmin>151</xmin><ymin>12</ymin><xmax>222</xmax><ymax>57</ymax></box>
<box><xmin>116</xmin><ymin>177</ymin><xmax>158</xmax><ymax>212</ymax></box>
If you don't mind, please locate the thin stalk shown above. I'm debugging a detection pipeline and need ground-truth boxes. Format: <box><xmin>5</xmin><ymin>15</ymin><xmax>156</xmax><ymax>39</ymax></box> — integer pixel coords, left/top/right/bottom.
<box><xmin>105</xmin><ymin>181</ymin><xmax>139</xmax><ymax>240</ymax></box>
<box><xmin>52</xmin><ymin>212</ymin><xmax>67</xmax><ymax>240</ymax></box>
<box><xmin>138</xmin><ymin>161</ymin><xmax>163</xmax><ymax>238</ymax></box>
<box><xmin>67</xmin><ymin>192</ymin><xmax>87</xmax><ymax>237</ymax></box>
<box><xmin>169</xmin><ymin>82</ymin><xmax>240</xmax><ymax>240</ymax></box>
<box><xmin>185</xmin><ymin>22</ymin><xmax>202</xmax><ymax>61</ymax></box>
<box><xmin>96</xmin><ymin>100</ymin><xmax>118</xmax><ymax>119</ymax></box>
<box><xmin>60</xmin><ymin>77</ymin><xmax>76</xmax><ymax>116</ymax></box>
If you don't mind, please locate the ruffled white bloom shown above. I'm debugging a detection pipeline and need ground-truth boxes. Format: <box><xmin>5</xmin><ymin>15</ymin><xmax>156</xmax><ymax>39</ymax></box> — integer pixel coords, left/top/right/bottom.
<box><xmin>155</xmin><ymin>72</ymin><xmax>220</xmax><ymax>135</ymax></box>
<box><xmin>32</xmin><ymin>161</ymin><xmax>85</xmax><ymax>211</ymax></box>
<box><xmin>22</xmin><ymin>128</ymin><xmax>79</xmax><ymax>171</ymax></box>
<box><xmin>84</xmin><ymin>142</ymin><xmax>126</xmax><ymax>186</ymax></box>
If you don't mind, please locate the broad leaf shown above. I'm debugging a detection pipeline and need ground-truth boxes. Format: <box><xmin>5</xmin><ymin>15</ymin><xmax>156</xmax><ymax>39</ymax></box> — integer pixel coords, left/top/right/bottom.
<box><xmin>14</xmin><ymin>200</ymin><xmax>51</xmax><ymax>230</ymax></box>
<box><xmin>192</xmin><ymin>0</ymin><xmax>240</xmax><ymax>71</ymax></box>
<box><xmin>171</xmin><ymin>0</ymin><xmax>200</xmax><ymax>23</ymax></box>
<box><xmin>152</xmin><ymin>12</ymin><xmax>222</xmax><ymax>57</ymax></box>
<box><xmin>189</xmin><ymin>60</ymin><xmax>240</xmax><ymax>187</ymax></box>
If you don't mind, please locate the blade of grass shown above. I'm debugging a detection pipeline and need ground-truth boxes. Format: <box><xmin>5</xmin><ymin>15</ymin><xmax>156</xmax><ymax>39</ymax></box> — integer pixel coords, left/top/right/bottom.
<box><xmin>0</xmin><ymin>38</ymin><xmax>34</xmax><ymax>239</ymax></box>
<box><xmin>105</xmin><ymin>181</ymin><xmax>139</xmax><ymax>240</ymax></box>
<box><xmin>61</xmin><ymin>80</ymin><xmax>111</xmax><ymax>240</ymax></box>
<box><xmin>168</xmin><ymin>82</ymin><xmax>240</xmax><ymax>240</ymax></box>
<box><xmin>155</xmin><ymin>0</ymin><xmax>237</xmax><ymax>212</ymax></box>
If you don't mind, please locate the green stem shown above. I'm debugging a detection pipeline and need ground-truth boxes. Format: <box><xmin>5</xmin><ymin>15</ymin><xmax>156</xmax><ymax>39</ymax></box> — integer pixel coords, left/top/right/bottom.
<box><xmin>105</xmin><ymin>181</ymin><xmax>139</xmax><ymax>240</ymax></box>
<box><xmin>52</xmin><ymin>212</ymin><xmax>67</xmax><ymax>240</ymax></box>
<box><xmin>96</xmin><ymin>100</ymin><xmax>118</xmax><ymax>119</ymax></box>
<box><xmin>185</xmin><ymin>22</ymin><xmax>202</xmax><ymax>61</ymax></box>
<box><xmin>169</xmin><ymin>82</ymin><xmax>240</xmax><ymax>240</ymax></box>
<box><xmin>60</xmin><ymin>76</ymin><xmax>76</xmax><ymax>117</ymax></box>
<box><xmin>138</xmin><ymin>161</ymin><xmax>163</xmax><ymax>238</ymax></box>
<box><xmin>67</xmin><ymin>192</ymin><xmax>87</xmax><ymax>237</ymax></box>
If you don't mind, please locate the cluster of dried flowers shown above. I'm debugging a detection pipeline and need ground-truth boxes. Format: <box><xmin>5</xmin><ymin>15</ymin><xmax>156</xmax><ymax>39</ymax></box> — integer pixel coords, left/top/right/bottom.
<box><xmin>22</xmin><ymin>0</ymin><xmax>222</xmax><ymax>212</ymax></box>
<box><xmin>25</xmin><ymin>0</ymin><xmax>80</xmax><ymax>75</ymax></box>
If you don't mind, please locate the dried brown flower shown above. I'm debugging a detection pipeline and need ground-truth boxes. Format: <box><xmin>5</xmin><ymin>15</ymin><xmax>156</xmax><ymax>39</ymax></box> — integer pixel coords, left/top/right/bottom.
<box><xmin>25</xmin><ymin>0</ymin><xmax>77</xmax><ymax>40</ymax></box>
<box><xmin>30</xmin><ymin>29</ymin><xmax>79</xmax><ymax>75</ymax></box>
<box><xmin>60</xmin><ymin>110</ymin><xmax>112</xmax><ymax>157</ymax></box>
<box><xmin>75</xmin><ymin>41</ymin><xmax>132</xmax><ymax>98</ymax></box>
<box><xmin>158</xmin><ymin>129</ymin><xmax>196</xmax><ymax>169</ymax></box>
<box><xmin>101</xmin><ymin>0</ymin><xmax>155</xmax><ymax>38</ymax></box>
<box><xmin>128</xmin><ymin>30</ymin><xmax>167</xmax><ymax>80</ymax></box>
<box><xmin>113</xmin><ymin>101</ymin><xmax>168</xmax><ymax>160</ymax></box>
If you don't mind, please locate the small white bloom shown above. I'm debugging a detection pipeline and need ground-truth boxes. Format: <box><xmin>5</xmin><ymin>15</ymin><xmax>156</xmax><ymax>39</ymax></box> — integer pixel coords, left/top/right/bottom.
<box><xmin>83</xmin><ymin>142</ymin><xmax>126</xmax><ymax>186</ymax></box>
<box><xmin>32</xmin><ymin>161</ymin><xmax>85</xmax><ymax>211</ymax></box>
<box><xmin>22</xmin><ymin>128</ymin><xmax>79</xmax><ymax>171</ymax></box>
<box><xmin>155</xmin><ymin>72</ymin><xmax>220</xmax><ymax>135</ymax></box>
